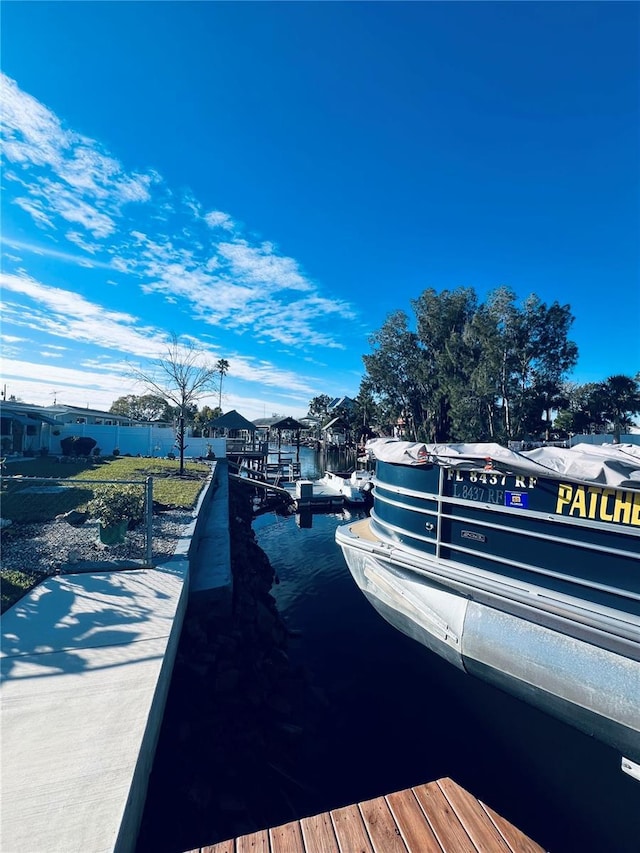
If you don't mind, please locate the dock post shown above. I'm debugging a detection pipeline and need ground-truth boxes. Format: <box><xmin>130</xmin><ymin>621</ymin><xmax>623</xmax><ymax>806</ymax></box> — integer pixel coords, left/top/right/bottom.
<box><xmin>145</xmin><ymin>476</ymin><xmax>153</xmax><ymax>566</ymax></box>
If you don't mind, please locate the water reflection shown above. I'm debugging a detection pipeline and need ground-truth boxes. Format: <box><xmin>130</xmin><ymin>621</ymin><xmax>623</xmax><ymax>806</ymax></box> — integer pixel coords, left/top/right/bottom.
<box><xmin>255</xmin><ymin>488</ymin><xmax>640</xmax><ymax>853</ymax></box>
<box><xmin>138</xmin><ymin>447</ymin><xmax>639</xmax><ymax>852</ymax></box>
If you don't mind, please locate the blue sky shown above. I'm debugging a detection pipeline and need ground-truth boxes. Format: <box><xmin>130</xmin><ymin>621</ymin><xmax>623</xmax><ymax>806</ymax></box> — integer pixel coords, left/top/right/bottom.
<box><xmin>1</xmin><ymin>2</ymin><xmax>638</xmax><ymax>420</ymax></box>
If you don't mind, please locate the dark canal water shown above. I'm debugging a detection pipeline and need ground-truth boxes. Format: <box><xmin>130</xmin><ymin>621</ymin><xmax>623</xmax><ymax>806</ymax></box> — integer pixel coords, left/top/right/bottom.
<box><xmin>141</xmin><ymin>447</ymin><xmax>639</xmax><ymax>852</ymax></box>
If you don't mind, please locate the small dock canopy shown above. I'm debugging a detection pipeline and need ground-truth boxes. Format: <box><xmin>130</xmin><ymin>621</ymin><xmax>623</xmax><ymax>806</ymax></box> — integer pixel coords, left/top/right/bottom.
<box><xmin>208</xmin><ymin>410</ymin><xmax>256</xmax><ymax>435</ymax></box>
<box><xmin>322</xmin><ymin>415</ymin><xmax>349</xmax><ymax>447</ymax></box>
<box><xmin>208</xmin><ymin>410</ymin><xmax>259</xmax><ymax>453</ymax></box>
<box><xmin>253</xmin><ymin>415</ymin><xmax>306</xmax><ymax>459</ymax></box>
<box><xmin>270</xmin><ymin>416</ymin><xmax>306</xmax><ymax>432</ymax></box>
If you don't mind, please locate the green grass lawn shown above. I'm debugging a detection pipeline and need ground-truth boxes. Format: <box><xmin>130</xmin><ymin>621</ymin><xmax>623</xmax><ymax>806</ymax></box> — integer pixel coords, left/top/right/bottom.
<box><xmin>1</xmin><ymin>456</ymin><xmax>211</xmax><ymax>522</ymax></box>
<box><xmin>0</xmin><ymin>456</ymin><xmax>212</xmax><ymax>612</ymax></box>
<box><xmin>1</xmin><ymin>568</ymin><xmax>45</xmax><ymax>614</ymax></box>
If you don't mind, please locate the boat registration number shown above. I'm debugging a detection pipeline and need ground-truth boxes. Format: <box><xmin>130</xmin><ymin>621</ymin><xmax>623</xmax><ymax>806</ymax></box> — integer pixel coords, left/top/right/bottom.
<box><xmin>446</xmin><ymin>469</ymin><xmax>537</xmax><ymax>488</ymax></box>
<box><xmin>446</xmin><ymin>469</ymin><xmax>535</xmax><ymax>508</ymax></box>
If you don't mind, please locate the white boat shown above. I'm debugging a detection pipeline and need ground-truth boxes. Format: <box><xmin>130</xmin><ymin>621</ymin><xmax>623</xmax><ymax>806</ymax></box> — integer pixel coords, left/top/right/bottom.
<box><xmin>349</xmin><ymin>468</ymin><xmax>375</xmax><ymax>494</ymax></box>
<box><xmin>316</xmin><ymin>470</ymin><xmax>373</xmax><ymax>505</ymax></box>
<box><xmin>336</xmin><ymin>438</ymin><xmax>640</xmax><ymax>779</ymax></box>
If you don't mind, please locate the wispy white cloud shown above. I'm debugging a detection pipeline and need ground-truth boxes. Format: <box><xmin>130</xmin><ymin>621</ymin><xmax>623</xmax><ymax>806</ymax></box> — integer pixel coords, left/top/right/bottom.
<box><xmin>26</xmin><ymin>177</ymin><xmax>118</xmax><ymax>237</ymax></box>
<box><xmin>182</xmin><ymin>191</ymin><xmax>201</xmax><ymax>219</ymax></box>
<box><xmin>1</xmin><ymin>271</ymin><xmax>320</xmax><ymax>397</ymax></box>
<box><xmin>0</xmin><ymin>335</ymin><xmax>28</xmax><ymax>359</ymax></box>
<box><xmin>217</xmin><ymin>240</ymin><xmax>313</xmax><ymax>293</ymax></box>
<box><xmin>0</xmin><ymin>357</ymin><xmax>140</xmax><ymax>410</ymax></box>
<box><xmin>65</xmin><ymin>231</ymin><xmax>102</xmax><ymax>254</ymax></box>
<box><xmin>13</xmin><ymin>197</ymin><xmax>55</xmax><ymax>229</ymax></box>
<box><xmin>1</xmin><ymin>73</ymin><xmax>358</xmax><ymax>355</ymax></box>
<box><xmin>215</xmin><ymin>353</ymin><xmax>315</xmax><ymax>395</ymax></box>
<box><xmin>1</xmin><ymin>271</ymin><xmax>163</xmax><ymax>357</ymax></box>
<box><xmin>125</xmin><ymin>231</ymin><xmax>355</xmax><ymax>347</ymax></box>
<box><xmin>0</xmin><ymin>356</ymin><xmax>313</xmax><ymax>418</ymax></box>
<box><xmin>1</xmin><ymin>238</ymin><xmax>115</xmax><ymax>270</ymax></box>
<box><xmin>2</xmin><ymin>72</ymin><xmax>155</xmax><ymax>239</ymax></box>
<box><xmin>204</xmin><ymin>210</ymin><xmax>235</xmax><ymax>231</ymax></box>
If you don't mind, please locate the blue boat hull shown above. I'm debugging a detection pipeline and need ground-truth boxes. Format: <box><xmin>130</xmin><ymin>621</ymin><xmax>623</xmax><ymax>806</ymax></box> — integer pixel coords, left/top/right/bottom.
<box><xmin>336</xmin><ymin>455</ymin><xmax>640</xmax><ymax>772</ymax></box>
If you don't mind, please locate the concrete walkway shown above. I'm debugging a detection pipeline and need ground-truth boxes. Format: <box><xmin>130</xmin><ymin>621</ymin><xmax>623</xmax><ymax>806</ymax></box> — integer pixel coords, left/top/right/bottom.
<box><xmin>1</xmin><ymin>462</ymin><xmax>232</xmax><ymax>853</ymax></box>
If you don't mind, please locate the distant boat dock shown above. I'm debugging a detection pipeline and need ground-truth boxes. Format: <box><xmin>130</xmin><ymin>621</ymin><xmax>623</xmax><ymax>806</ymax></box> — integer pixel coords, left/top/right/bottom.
<box><xmin>226</xmin><ymin>435</ymin><xmax>371</xmax><ymax>513</ymax></box>
<box><xmin>230</xmin><ymin>470</ymin><xmax>348</xmax><ymax>511</ymax></box>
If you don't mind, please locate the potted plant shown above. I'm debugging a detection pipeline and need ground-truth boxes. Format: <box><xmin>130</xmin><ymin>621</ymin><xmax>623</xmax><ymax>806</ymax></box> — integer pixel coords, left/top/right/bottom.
<box><xmin>87</xmin><ymin>484</ymin><xmax>144</xmax><ymax>545</ymax></box>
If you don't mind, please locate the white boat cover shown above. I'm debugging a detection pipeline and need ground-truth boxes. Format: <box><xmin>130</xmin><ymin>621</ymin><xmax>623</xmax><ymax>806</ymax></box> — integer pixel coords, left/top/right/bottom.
<box><xmin>365</xmin><ymin>438</ymin><xmax>640</xmax><ymax>489</ymax></box>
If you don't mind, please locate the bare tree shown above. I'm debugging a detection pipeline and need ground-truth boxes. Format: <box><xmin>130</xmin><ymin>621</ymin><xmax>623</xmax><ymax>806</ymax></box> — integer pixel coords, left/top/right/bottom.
<box><xmin>131</xmin><ymin>334</ymin><xmax>219</xmax><ymax>474</ymax></box>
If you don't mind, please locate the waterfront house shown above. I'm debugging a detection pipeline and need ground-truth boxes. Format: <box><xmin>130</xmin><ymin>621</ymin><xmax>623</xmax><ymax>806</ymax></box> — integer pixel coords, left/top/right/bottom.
<box><xmin>0</xmin><ymin>400</ymin><xmax>58</xmax><ymax>455</ymax></box>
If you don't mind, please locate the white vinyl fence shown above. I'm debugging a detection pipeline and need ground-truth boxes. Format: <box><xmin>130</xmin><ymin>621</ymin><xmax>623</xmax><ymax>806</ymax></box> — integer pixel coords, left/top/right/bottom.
<box><xmin>42</xmin><ymin>423</ymin><xmax>227</xmax><ymax>459</ymax></box>
<box><xmin>568</xmin><ymin>433</ymin><xmax>640</xmax><ymax>448</ymax></box>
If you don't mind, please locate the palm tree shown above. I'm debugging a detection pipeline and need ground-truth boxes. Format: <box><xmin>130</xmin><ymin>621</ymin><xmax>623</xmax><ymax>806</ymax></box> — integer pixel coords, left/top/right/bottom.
<box><xmin>216</xmin><ymin>359</ymin><xmax>229</xmax><ymax>411</ymax></box>
<box><xmin>598</xmin><ymin>374</ymin><xmax>640</xmax><ymax>442</ymax></box>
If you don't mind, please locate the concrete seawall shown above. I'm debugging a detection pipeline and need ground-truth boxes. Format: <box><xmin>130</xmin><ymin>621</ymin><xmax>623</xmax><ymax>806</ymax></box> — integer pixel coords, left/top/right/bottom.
<box><xmin>0</xmin><ymin>461</ymin><xmax>231</xmax><ymax>852</ymax></box>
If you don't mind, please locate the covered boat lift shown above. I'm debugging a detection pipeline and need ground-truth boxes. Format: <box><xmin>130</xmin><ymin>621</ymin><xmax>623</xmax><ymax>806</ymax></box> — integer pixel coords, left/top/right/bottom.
<box><xmin>253</xmin><ymin>415</ymin><xmax>306</xmax><ymax>462</ymax></box>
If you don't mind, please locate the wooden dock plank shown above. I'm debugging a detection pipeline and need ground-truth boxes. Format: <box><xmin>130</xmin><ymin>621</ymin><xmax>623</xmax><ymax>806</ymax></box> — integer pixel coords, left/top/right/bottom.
<box><xmin>358</xmin><ymin>795</ymin><xmax>408</xmax><ymax>853</ymax></box>
<box><xmin>413</xmin><ymin>782</ymin><xmax>478</xmax><ymax>852</ymax></box>
<box><xmin>385</xmin><ymin>788</ymin><xmax>442</xmax><ymax>853</ymax></box>
<box><xmin>205</xmin><ymin>777</ymin><xmax>543</xmax><ymax>853</ymax></box>
<box><xmin>269</xmin><ymin>819</ymin><xmax>305</xmax><ymax>853</ymax></box>
<box><xmin>436</xmin><ymin>778</ymin><xmax>513</xmax><ymax>853</ymax></box>
<box><xmin>300</xmin><ymin>811</ymin><xmax>340</xmax><ymax>852</ymax></box>
<box><xmin>480</xmin><ymin>801</ymin><xmax>547</xmax><ymax>853</ymax></box>
<box><xmin>330</xmin><ymin>803</ymin><xmax>374</xmax><ymax>853</ymax></box>
<box><xmin>201</xmin><ymin>843</ymin><xmax>235</xmax><ymax>853</ymax></box>
<box><xmin>237</xmin><ymin>828</ymin><xmax>270</xmax><ymax>853</ymax></box>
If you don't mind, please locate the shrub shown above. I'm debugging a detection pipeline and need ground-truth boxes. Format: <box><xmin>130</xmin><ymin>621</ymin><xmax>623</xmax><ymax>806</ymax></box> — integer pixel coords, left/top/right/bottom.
<box><xmin>112</xmin><ymin>447</ymin><xmax>120</xmax><ymax>457</ymax></box>
<box><xmin>87</xmin><ymin>484</ymin><xmax>145</xmax><ymax>528</ymax></box>
<box><xmin>92</xmin><ymin>447</ymin><xmax>101</xmax><ymax>457</ymax></box>
<box><xmin>60</xmin><ymin>435</ymin><xmax>97</xmax><ymax>457</ymax></box>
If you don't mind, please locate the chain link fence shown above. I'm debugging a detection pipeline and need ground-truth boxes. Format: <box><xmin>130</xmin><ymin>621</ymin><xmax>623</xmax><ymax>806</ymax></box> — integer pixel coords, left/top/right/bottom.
<box><xmin>1</xmin><ymin>476</ymin><xmax>160</xmax><ymax>576</ymax></box>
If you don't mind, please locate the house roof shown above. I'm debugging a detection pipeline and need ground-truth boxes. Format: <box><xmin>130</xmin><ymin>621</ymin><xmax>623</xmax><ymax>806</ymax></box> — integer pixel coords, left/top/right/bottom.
<box><xmin>43</xmin><ymin>404</ymin><xmax>134</xmax><ymax>421</ymax></box>
<box><xmin>253</xmin><ymin>416</ymin><xmax>305</xmax><ymax>431</ymax></box>
<box><xmin>270</xmin><ymin>416</ymin><xmax>305</xmax><ymax>431</ymax></box>
<box><xmin>208</xmin><ymin>410</ymin><xmax>256</xmax><ymax>432</ymax></box>
<box><xmin>328</xmin><ymin>396</ymin><xmax>354</xmax><ymax>410</ymax></box>
<box><xmin>322</xmin><ymin>416</ymin><xmax>347</xmax><ymax>431</ymax></box>
<box><xmin>0</xmin><ymin>401</ymin><xmax>58</xmax><ymax>425</ymax></box>
<box><xmin>253</xmin><ymin>417</ymin><xmax>275</xmax><ymax>428</ymax></box>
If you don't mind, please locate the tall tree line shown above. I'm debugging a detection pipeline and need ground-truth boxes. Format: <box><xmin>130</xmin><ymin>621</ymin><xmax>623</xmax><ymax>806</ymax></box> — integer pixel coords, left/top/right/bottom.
<box><xmin>555</xmin><ymin>375</ymin><xmax>640</xmax><ymax>441</ymax></box>
<box><xmin>361</xmin><ymin>286</ymin><xmax>579</xmax><ymax>443</ymax></box>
